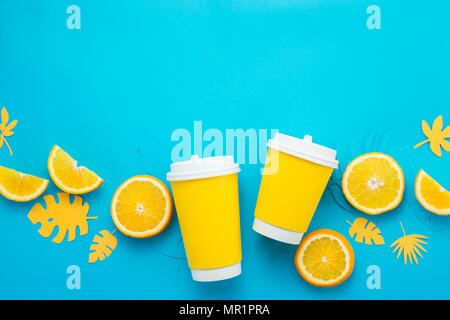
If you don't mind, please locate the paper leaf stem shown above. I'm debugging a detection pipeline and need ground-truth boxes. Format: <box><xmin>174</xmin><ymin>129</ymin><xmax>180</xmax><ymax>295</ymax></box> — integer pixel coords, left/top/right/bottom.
<box><xmin>390</xmin><ymin>222</ymin><xmax>428</xmax><ymax>265</ymax></box>
<box><xmin>89</xmin><ymin>230</ymin><xmax>117</xmax><ymax>263</ymax></box>
<box><xmin>0</xmin><ymin>107</ymin><xmax>17</xmax><ymax>155</ymax></box>
<box><xmin>346</xmin><ymin>217</ymin><xmax>384</xmax><ymax>245</ymax></box>
<box><xmin>414</xmin><ymin>115</ymin><xmax>450</xmax><ymax>157</ymax></box>
<box><xmin>28</xmin><ymin>193</ymin><xmax>97</xmax><ymax>243</ymax></box>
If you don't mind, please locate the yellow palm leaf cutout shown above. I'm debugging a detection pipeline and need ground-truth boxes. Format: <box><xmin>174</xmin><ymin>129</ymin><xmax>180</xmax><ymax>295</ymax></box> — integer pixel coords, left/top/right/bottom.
<box><xmin>346</xmin><ymin>217</ymin><xmax>384</xmax><ymax>245</ymax></box>
<box><xmin>28</xmin><ymin>193</ymin><xmax>98</xmax><ymax>243</ymax></box>
<box><xmin>414</xmin><ymin>115</ymin><xmax>450</xmax><ymax>157</ymax></box>
<box><xmin>390</xmin><ymin>222</ymin><xmax>428</xmax><ymax>265</ymax></box>
<box><xmin>89</xmin><ymin>230</ymin><xmax>117</xmax><ymax>263</ymax></box>
<box><xmin>0</xmin><ymin>107</ymin><xmax>17</xmax><ymax>155</ymax></box>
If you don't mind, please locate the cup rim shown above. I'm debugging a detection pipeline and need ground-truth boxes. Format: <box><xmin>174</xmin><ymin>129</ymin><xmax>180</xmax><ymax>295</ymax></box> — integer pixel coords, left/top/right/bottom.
<box><xmin>167</xmin><ymin>155</ymin><xmax>240</xmax><ymax>181</ymax></box>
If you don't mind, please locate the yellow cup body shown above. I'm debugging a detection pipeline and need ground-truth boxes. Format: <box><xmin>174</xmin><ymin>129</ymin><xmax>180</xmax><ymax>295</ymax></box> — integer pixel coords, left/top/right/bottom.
<box><xmin>254</xmin><ymin>148</ymin><xmax>333</xmax><ymax>233</ymax></box>
<box><xmin>170</xmin><ymin>173</ymin><xmax>242</xmax><ymax>270</ymax></box>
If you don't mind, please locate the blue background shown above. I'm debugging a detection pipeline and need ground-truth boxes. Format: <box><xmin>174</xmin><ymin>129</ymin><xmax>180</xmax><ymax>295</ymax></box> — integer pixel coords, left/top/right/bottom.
<box><xmin>1</xmin><ymin>0</ymin><xmax>449</xmax><ymax>299</ymax></box>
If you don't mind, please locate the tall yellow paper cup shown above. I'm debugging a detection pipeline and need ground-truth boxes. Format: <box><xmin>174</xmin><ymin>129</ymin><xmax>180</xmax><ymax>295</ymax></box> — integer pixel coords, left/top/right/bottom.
<box><xmin>253</xmin><ymin>133</ymin><xmax>339</xmax><ymax>245</ymax></box>
<box><xmin>167</xmin><ymin>155</ymin><xmax>242</xmax><ymax>282</ymax></box>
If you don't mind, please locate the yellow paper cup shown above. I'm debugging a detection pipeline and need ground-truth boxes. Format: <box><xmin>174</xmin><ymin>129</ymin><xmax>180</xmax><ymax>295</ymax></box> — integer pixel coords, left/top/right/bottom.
<box><xmin>253</xmin><ymin>133</ymin><xmax>339</xmax><ymax>245</ymax></box>
<box><xmin>167</xmin><ymin>155</ymin><xmax>242</xmax><ymax>282</ymax></box>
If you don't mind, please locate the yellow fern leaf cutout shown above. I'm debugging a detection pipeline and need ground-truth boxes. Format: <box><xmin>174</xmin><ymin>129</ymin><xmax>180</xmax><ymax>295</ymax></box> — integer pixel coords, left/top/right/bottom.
<box><xmin>89</xmin><ymin>230</ymin><xmax>117</xmax><ymax>263</ymax></box>
<box><xmin>0</xmin><ymin>107</ymin><xmax>17</xmax><ymax>155</ymax></box>
<box><xmin>414</xmin><ymin>115</ymin><xmax>450</xmax><ymax>157</ymax></box>
<box><xmin>390</xmin><ymin>222</ymin><xmax>428</xmax><ymax>265</ymax></box>
<box><xmin>346</xmin><ymin>217</ymin><xmax>384</xmax><ymax>245</ymax></box>
<box><xmin>28</xmin><ymin>193</ymin><xmax>97</xmax><ymax>243</ymax></box>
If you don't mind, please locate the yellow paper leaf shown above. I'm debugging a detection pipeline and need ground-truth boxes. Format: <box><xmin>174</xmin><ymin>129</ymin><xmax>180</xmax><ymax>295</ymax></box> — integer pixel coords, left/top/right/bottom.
<box><xmin>390</xmin><ymin>222</ymin><xmax>428</xmax><ymax>265</ymax></box>
<box><xmin>89</xmin><ymin>230</ymin><xmax>117</xmax><ymax>263</ymax></box>
<box><xmin>28</xmin><ymin>193</ymin><xmax>97</xmax><ymax>243</ymax></box>
<box><xmin>346</xmin><ymin>217</ymin><xmax>384</xmax><ymax>245</ymax></box>
<box><xmin>5</xmin><ymin>119</ymin><xmax>17</xmax><ymax>131</ymax></box>
<box><xmin>414</xmin><ymin>115</ymin><xmax>450</xmax><ymax>157</ymax></box>
<box><xmin>422</xmin><ymin>120</ymin><xmax>432</xmax><ymax>137</ymax></box>
<box><xmin>1</xmin><ymin>107</ymin><xmax>9</xmax><ymax>128</ymax></box>
<box><xmin>0</xmin><ymin>107</ymin><xmax>17</xmax><ymax>155</ymax></box>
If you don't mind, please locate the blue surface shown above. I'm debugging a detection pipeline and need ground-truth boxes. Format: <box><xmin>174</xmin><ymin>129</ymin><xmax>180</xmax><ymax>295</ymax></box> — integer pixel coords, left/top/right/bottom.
<box><xmin>0</xmin><ymin>0</ymin><xmax>449</xmax><ymax>299</ymax></box>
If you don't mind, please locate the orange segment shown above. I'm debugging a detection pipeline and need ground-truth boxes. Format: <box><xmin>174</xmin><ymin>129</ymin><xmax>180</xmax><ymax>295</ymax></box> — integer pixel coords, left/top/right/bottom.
<box><xmin>415</xmin><ymin>170</ymin><xmax>450</xmax><ymax>215</ymax></box>
<box><xmin>48</xmin><ymin>145</ymin><xmax>103</xmax><ymax>194</ymax></box>
<box><xmin>295</xmin><ymin>229</ymin><xmax>354</xmax><ymax>287</ymax></box>
<box><xmin>0</xmin><ymin>166</ymin><xmax>48</xmax><ymax>202</ymax></box>
<box><xmin>342</xmin><ymin>152</ymin><xmax>404</xmax><ymax>215</ymax></box>
<box><xmin>111</xmin><ymin>175</ymin><xmax>173</xmax><ymax>238</ymax></box>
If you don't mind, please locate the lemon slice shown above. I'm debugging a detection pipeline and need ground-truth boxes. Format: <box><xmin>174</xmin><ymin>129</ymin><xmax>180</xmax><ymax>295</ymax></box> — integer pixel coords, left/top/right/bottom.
<box><xmin>295</xmin><ymin>229</ymin><xmax>354</xmax><ymax>287</ymax></box>
<box><xmin>0</xmin><ymin>166</ymin><xmax>48</xmax><ymax>202</ymax></box>
<box><xmin>342</xmin><ymin>152</ymin><xmax>404</xmax><ymax>215</ymax></box>
<box><xmin>111</xmin><ymin>175</ymin><xmax>173</xmax><ymax>238</ymax></box>
<box><xmin>48</xmin><ymin>145</ymin><xmax>103</xmax><ymax>194</ymax></box>
<box><xmin>415</xmin><ymin>170</ymin><xmax>450</xmax><ymax>215</ymax></box>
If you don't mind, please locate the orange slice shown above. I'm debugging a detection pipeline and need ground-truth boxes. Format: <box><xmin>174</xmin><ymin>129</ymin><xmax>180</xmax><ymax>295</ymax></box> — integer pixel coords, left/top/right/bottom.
<box><xmin>415</xmin><ymin>170</ymin><xmax>450</xmax><ymax>215</ymax></box>
<box><xmin>48</xmin><ymin>145</ymin><xmax>103</xmax><ymax>194</ymax></box>
<box><xmin>0</xmin><ymin>166</ymin><xmax>48</xmax><ymax>202</ymax></box>
<box><xmin>342</xmin><ymin>152</ymin><xmax>404</xmax><ymax>215</ymax></box>
<box><xmin>111</xmin><ymin>175</ymin><xmax>173</xmax><ymax>238</ymax></box>
<box><xmin>295</xmin><ymin>229</ymin><xmax>354</xmax><ymax>287</ymax></box>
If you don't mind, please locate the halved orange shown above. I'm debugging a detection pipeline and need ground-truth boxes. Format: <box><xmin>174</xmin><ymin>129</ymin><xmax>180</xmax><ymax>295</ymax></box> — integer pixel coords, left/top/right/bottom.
<box><xmin>342</xmin><ymin>152</ymin><xmax>404</xmax><ymax>215</ymax></box>
<box><xmin>0</xmin><ymin>166</ymin><xmax>48</xmax><ymax>202</ymax></box>
<box><xmin>48</xmin><ymin>145</ymin><xmax>103</xmax><ymax>194</ymax></box>
<box><xmin>415</xmin><ymin>170</ymin><xmax>450</xmax><ymax>215</ymax></box>
<box><xmin>111</xmin><ymin>175</ymin><xmax>173</xmax><ymax>238</ymax></box>
<box><xmin>295</xmin><ymin>229</ymin><xmax>354</xmax><ymax>287</ymax></box>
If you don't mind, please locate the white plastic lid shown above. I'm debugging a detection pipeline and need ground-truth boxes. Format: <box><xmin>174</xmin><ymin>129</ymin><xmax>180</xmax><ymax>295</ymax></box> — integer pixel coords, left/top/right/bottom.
<box><xmin>267</xmin><ymin>133</ymin><xmax>339</xmax><ymax>168</ymax></box>
<box><xmin>190</xmin><ymin>262</ymin><xmax>241</xmax><ymax>282</ymax></box>
<box><xmin>253</xmin><ymin>217</ymin><xmax>303</xmax><ymax>245</ymax></box>
<box><xmin>167</xmin><ymin>155</ymin><xmax>240</xmax><ymax>181</ymax></box>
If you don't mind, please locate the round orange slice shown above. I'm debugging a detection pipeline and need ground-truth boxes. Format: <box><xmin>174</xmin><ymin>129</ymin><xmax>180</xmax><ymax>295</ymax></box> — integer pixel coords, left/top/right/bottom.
<box><xmin>111</xmin><ymin>175</ymin><xmax>173</xmax><ymax>238</ymax></box>
<box><xmin>415</xmin><ymin>170</ymin><xmax>450</xmax><ymax>215</ymax></box>
<box><xmin>342</xmin><ymin>152</ymin><xmax>404</xmax><ymax>215</ymax></box>
<box><xmin>0</xmin><ymin>166</ymin><xmax>48</xmax><ymax>202</ymax></box>
<box><xmin>48</xmin><ymin>145</ymin><xmax>103</xmax><ymax>194</ymax></box>
<box><xmin>295</xmin><ymin>229</ymin><xmax>354</xmax><ymax>287</ymax></box>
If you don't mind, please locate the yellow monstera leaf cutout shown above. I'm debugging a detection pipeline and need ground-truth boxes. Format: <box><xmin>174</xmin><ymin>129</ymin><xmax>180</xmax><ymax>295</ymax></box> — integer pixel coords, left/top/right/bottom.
<box><xmin>346</xmin><ymin>217</ymin><xmax>384</xmax><ymax>245</ymax></box>
<box><xmin>89</xmin><ymin>230</ymin><xmax>117</xmax><ymax>263</ymax></box>
<box><xmin>28</xmin><ymin>193</ymin><xmax>97</xmax><ymax>243</ymax></box>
